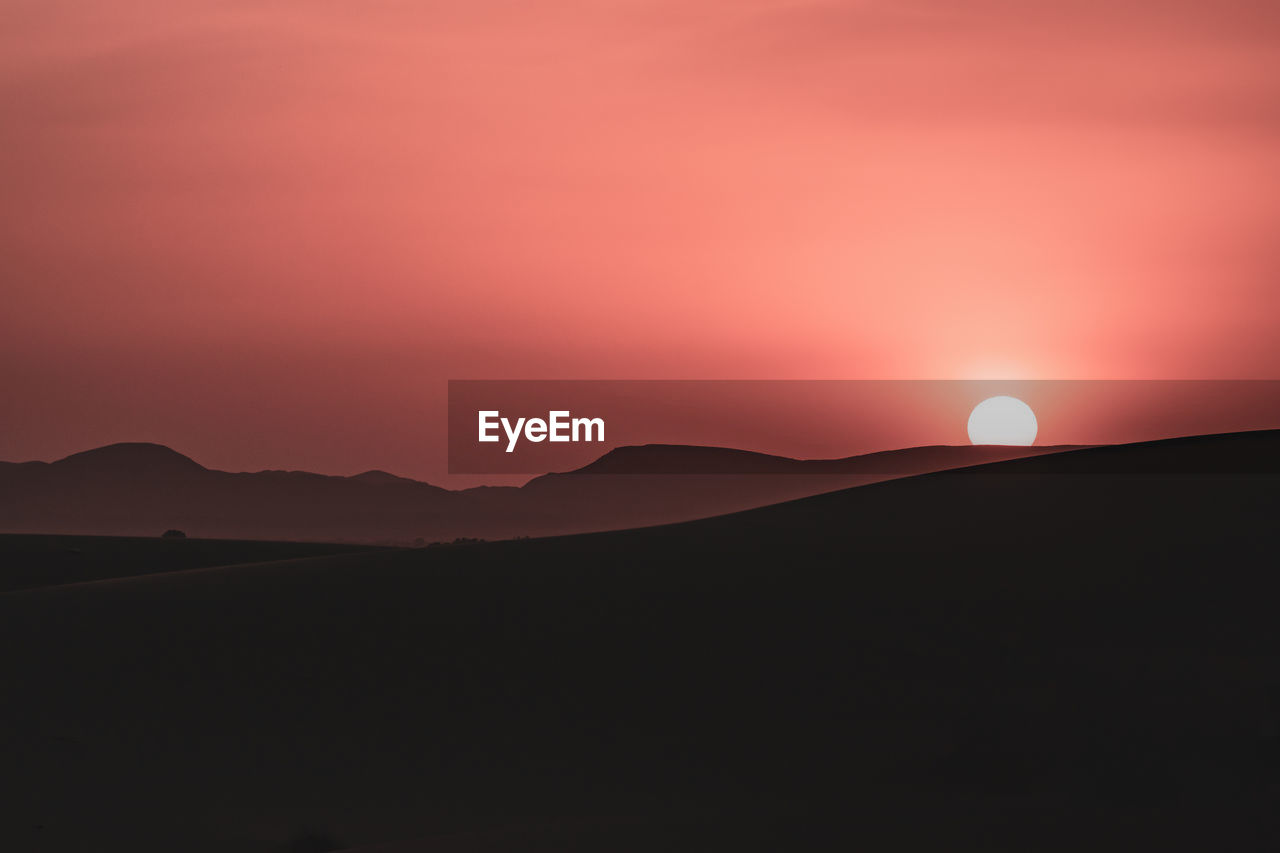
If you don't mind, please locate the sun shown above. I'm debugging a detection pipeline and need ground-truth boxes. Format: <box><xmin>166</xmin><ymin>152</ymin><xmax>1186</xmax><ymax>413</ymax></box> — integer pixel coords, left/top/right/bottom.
<box><xmin>967</xmin><ymin>396</ymin><xmax>1038</xmax><ymax>445</ymax></box>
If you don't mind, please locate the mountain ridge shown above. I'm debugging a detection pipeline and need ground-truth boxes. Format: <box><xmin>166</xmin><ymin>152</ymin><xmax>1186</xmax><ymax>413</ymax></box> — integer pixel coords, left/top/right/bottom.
<box><xmin>7</xmin><ymin>434</ymin><xmax>1261</xmax><ymax>543</ymax></box>
<box><xmin>564</xmin><ymin>441</ymin><xmax>1093</xmax><ymax>475</ymax></box>
<box><xmin>9</xmin><ymin>440</ymin><xmax>1100</xmax><ymax>489</ymax></box>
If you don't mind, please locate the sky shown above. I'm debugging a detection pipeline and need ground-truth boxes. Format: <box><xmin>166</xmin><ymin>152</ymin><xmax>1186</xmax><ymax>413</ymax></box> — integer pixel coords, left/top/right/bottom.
<box><xmin>2</xmin><ymin>1</ymin><xmax>1278</xmax><ymax>483</ymax></box>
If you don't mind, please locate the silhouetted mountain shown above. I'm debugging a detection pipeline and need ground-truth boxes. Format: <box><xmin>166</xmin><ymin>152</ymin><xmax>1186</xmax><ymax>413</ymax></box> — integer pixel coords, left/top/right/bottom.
<box><xmin>348</xmin><ymin>469</ymin><xmax>420</xmax><ymax>485</ymax></box>
<box><xmin>562</xmin><ymin>441</ymin><xmax>1086</xmax><ymax>474</ymax></box>
<box><xmin>515</xmin><ymin>442</ymin><xmax>1093</xmax><ymax>534</ymax></box>
<box><xmin>2</xmin><ymin>430</ymin><xmax>1275</xmax><ymax>851</ymax></box>
<box><xmin>52</xmin><ymin>441</ymin><xmax>206</xmax><ymax>475</ymax></box>
<box><xmin>0</xmin><ymin>441</ymin><xmax>1088</xmax><ymax>543</ymax></box>
<box><xmin>0</xmin><ymin>444</ymin><xmax>454</xmax><ymax>543</ymax></box>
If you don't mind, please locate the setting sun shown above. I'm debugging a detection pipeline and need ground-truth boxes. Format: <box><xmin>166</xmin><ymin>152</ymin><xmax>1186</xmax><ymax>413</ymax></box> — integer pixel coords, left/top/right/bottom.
<box><xmin>967</xmin><ymin>396</ymin><xmax>1038</xmax><ymax>445</ymax></box>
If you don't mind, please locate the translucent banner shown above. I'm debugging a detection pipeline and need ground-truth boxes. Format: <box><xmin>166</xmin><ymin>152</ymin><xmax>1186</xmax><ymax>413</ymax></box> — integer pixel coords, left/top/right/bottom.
<box><xmin>447</xmin><ymin>380</ymin><xmax>1280</xmax><ymax>474</ymax></box>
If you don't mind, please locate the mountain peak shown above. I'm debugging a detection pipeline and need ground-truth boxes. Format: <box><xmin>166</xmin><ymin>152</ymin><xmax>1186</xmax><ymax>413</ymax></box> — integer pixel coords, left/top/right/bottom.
<box><xmin>349</xmin><ymin>469</ymin><xmax>417</xmax><ymax>485</ymax></box>
<box><xmin>54</xmin><ymin>442</ymin><xmax>206</xmax><ymax>473</ymax></box>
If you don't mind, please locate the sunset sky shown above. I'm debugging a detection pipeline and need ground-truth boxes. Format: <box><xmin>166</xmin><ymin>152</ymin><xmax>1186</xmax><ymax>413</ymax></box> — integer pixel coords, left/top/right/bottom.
<box><xmin>2</xmin><ymin>1</ymin><xmax>1278</xmax><ymax>483</ymax></box>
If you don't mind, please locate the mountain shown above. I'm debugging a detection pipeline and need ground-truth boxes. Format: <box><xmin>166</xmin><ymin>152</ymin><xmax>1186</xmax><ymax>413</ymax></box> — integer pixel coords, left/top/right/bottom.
<box><xmin>1</xmin><ymin>430</ymin><xmax>1275</xmax><ymax>851</ymax></box>
<box><xmin>52</xmin><ymin>441</ymin><xmax>207</xmax><ymax>475</ymax></box>
<box><xmin>515</xmin><ymin>442</ymin><xmax>1093</xmax><ymax>535</ymax></box>
<box><xmin>563</xmin><ymin>441</ymin><xmax>1087</xmax><ymax>475</ymax></box>
<box><xmin>0</xmin><ymin>440</ymin><xmax>1088</xmax><ymax>543</ymax></box>
<box><xmin>348</xmin><ymin>469</ymin><xmax>421</xmax><ymax>485</ymax></box>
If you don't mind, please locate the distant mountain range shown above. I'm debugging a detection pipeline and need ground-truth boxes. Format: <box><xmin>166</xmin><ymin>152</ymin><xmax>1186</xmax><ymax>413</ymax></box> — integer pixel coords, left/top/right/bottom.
<box><xmin>0</xmin><ymin>440</ymin><xmax>1090</xmax><ymax>543</ymax></box>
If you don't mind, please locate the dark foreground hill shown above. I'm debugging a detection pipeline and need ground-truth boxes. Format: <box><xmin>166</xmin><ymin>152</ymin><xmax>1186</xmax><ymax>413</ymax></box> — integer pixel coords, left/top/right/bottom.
<box><xmin>0</xmin><ymin>430</ymin><xmax>1276</xmax><ymax>852</ymax></box>
<box><xmin>0</xmin><ymin>534</ymin><xmax>387</xmax><ymax>593</ymax></box>
<box><xmin>0</xmin><ymin>441</ymin><xmax>1082</xmax><ymax>543</ymax></box>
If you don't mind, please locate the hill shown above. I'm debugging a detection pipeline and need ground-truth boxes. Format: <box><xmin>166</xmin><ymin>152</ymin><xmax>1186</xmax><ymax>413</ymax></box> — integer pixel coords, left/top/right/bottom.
<box><xmin>0</xmin><ymin>441</ymin><xmax>1083</xmax><ymax>543</ymax></box>
<box><xmin>0</xmin><ymin>430</ymin><xmax>1275</xmax><ymax>851</ymax></box>
<box><xmin>0</xmin><ymin>533</ymin><xmax>388</xmax><ymax>593</ymax></box>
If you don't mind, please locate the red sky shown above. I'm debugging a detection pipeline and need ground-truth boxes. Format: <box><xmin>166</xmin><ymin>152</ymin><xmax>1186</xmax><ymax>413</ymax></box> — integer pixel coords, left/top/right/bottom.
<box><xmin>2</xmin><ymin>1</ymin><xmax>1278</xmax><ymax>484</ymax></box>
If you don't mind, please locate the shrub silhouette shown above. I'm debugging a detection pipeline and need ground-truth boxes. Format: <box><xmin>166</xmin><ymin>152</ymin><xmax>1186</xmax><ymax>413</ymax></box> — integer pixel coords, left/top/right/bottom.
<box><xmin>160</xmin><ymin>529</ymin><xmax>186</xmax><ymax>539</ymax></box>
